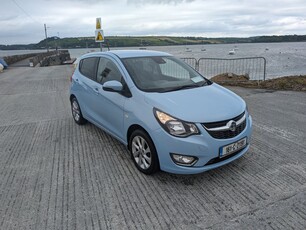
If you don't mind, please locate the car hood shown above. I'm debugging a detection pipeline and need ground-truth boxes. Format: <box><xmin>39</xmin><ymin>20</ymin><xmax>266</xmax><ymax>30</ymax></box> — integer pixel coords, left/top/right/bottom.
<box><xmin>144</xmin><ymin>83</ymin><xmax>245</xmax><ymax>123</ymax></box>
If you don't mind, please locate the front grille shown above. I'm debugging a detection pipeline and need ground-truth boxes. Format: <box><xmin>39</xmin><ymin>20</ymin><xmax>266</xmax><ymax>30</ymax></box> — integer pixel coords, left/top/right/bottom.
<box><xmin>207</xmin><ymin>120</ymin><xmax>246</xmax><ymax>139</ymax></box>
<box><xmin>203</xmin><ymin>112</ymin><xmax>245</xmax><ymax>129</ymax></box>
<box><xmin>202</xmin><ymin>112</ymin><xmax>246</xmax><ymax>139</ymax></box>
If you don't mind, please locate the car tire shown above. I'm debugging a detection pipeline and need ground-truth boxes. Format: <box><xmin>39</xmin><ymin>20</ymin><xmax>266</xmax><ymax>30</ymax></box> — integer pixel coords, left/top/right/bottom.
<box><xmin>129</xmin><ymin>129</ymin><xmax>159</xmax><ymax>175</ymax></box>
<box><xmin>71</xmin><ymin>97</ymin><xmax>87</xmax><ymax>125</ymax></box>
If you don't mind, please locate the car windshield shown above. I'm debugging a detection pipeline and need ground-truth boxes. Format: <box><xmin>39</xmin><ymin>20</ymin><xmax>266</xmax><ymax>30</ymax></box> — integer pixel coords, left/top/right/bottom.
<box><xmin>122</xmin><ymin>56</ymin><xmax>211</xmax><ymax>92</ymax></box>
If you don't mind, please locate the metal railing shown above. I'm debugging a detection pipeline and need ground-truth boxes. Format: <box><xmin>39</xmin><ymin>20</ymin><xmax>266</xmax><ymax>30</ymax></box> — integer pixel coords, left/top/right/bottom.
<box><xmin>181</xmin><ymin>57</ymin><xmax>197</xmax><ymax>70</ymax></box>
<box><xmin>181</xmin><ymin>57</ymin><xmax>266</xmax><ymax>81</ymax></box>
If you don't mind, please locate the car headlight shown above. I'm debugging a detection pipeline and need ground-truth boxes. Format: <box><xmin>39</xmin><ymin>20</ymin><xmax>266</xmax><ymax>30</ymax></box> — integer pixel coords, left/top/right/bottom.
<box><xmin>154</xmin><ymin>108</ymin><xmax>199</xmax><ymax>137</ymax></box>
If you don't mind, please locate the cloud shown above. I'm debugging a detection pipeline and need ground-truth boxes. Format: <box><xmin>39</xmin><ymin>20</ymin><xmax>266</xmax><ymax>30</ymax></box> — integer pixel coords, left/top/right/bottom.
<box><xmin>0</xmin><ymin>0</ymin><xmax>305</xmax><ymax>44</ymax></box>
<box><xmin>127</xmin><ymin>0</ymin><xmax>195</xmax><ymax>5</ymax></box>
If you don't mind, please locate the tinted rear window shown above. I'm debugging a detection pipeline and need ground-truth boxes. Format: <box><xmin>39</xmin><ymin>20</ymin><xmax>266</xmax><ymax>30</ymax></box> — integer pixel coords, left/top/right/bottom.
<box><xmin>79</xmin><ymin>57</ymin><xmax>99</xmax><ymax>80</ymax></box>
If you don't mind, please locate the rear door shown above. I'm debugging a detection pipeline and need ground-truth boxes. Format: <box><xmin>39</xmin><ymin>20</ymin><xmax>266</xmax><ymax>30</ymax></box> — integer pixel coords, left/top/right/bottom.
<box><xmin>77</xmin><ymin>57</ymin><xmax>99</xmax><ymax>120</ymax></box>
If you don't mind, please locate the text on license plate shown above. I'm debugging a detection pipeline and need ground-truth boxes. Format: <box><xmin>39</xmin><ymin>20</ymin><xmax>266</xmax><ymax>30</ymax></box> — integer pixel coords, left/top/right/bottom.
<box><xmin>220</xmin><ymin>137</ymin><xmax>247</xmax><ymax>158</ymax></box>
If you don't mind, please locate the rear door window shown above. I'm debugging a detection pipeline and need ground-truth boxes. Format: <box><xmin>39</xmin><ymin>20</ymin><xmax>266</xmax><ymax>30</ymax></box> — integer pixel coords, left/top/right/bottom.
<box><xmin>79</xmin><ymin>57</ymin><xmax>99</xmax><ymax>81</ymax></box>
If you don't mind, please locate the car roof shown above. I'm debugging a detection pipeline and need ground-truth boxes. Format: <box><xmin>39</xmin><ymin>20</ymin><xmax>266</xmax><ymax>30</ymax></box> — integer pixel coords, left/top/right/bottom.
<box><xmin>81</xmin><ymin>50</ymin><xmax>172</xmax><ymax>59</ymax></box>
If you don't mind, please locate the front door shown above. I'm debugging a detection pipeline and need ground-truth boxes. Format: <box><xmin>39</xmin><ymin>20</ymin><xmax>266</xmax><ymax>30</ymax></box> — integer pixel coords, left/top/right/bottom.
<box><xmin>91</xmin><ymin>57</ymin><xmax>126</xmax><ymax>141</ymax></box>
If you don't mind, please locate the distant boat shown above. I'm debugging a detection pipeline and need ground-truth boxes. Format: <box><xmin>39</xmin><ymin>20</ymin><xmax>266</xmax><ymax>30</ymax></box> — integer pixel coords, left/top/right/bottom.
<box><xmin>228</xmin><ymin>50</ymin><xmax>235</xmax><ymax>55</ymax></box>
<box><xmin>201</xmin><ymin>47</ymin><xmax>206</xmax><ymax>51</ymax></box>
<box><xmin>139</xmin><ymin>47</ymin><xmax>147</xmax><ymax>50</ymax></box>
<box><xmin>185</xmin><ymin>47</ymin><xmax>192</xmax><ymax>52</ymax></box>
<box><xmin>265</xmin><ymin>48</ymin><xmax>269</xmax><ymax>51</ymax></box>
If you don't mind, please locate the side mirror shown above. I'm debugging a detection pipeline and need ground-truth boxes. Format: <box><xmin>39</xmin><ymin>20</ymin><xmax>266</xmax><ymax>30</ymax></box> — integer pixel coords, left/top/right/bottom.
<box><xmin>102</xmin><ymin>80</ymin><xmax>123</xmax><ymax>92</ymax></box>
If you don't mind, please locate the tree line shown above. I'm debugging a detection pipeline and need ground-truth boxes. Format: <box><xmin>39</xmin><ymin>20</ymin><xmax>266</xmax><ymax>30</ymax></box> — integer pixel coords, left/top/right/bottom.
<box><xmin>1</xmin><ymin>35</ymin><xmax>306</xmax><ymax>50</ymax></box>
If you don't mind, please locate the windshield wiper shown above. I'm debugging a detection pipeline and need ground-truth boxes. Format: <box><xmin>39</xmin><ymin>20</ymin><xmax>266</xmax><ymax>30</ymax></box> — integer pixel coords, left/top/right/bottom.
<box><xmin>160</xmin><ymin>84</ymin><xmax>201</xmax><ymax>92</ymax></box>
<box><xmin>199</xmin><ymin>80</ymin><xmax>210</xmax><ymax>86</ymax></box>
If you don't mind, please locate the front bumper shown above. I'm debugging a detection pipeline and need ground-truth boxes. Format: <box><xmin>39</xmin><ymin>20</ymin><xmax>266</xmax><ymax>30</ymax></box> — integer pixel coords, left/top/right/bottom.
<box><xmin>151</xmin><ymin>115</ymin><xmax>253</xmax><ymax>174</ymax></box>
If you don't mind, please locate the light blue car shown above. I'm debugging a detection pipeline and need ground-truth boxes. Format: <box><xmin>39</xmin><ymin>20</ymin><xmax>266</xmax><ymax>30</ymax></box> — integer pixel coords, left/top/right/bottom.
<box><xmin>70</xmin><ymin>50</ymin><xmax>252</xmax><ymax>174</ymax></box>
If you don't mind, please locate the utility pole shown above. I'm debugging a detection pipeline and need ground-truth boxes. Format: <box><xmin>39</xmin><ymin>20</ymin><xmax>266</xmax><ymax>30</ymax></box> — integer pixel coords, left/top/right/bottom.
<box><xmin>56</xmin><ymin>32</ymin><xmax>60</xmax><ymax>52</ymax></box>
<box><xmin>44</xmin><ymin>23</ymin><xmax>49</xmax><ymax>52</ymax></box>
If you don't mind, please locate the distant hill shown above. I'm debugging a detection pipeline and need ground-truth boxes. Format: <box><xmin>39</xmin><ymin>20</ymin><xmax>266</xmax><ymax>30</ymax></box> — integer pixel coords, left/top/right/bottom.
<box><xmin>1</xmin><ymin>35</ymin><xmax>306</xmax><ymax>50</ymax></box>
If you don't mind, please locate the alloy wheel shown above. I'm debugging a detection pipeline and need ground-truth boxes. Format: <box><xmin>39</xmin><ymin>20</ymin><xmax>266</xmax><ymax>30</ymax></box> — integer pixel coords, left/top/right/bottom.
<box><xmin>131</xmin><ymin>136</ymin><xmax>152</xmax><ymax>170</ymax></box>
<box><xmin>72</xmin><ymin>100</ymin><xmax>81</xmax><ymax>122</ymax></box>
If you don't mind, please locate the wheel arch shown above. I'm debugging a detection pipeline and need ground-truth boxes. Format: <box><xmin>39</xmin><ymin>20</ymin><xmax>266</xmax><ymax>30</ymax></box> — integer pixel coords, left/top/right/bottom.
<box><xmin>127</xmin><ymin>124</ymin><xmax>147</xmax><ymax>150</ymax></box>
<box><xmin>127</xmin><ymin>124</ymin><xmax>157</xmax><ymax>152</ymax></box>
<box><xmin>127</xmin><ymin>124</ymin><xmax>160</xmax><ymax>173</ymax></box>
<box><xmin>69</xmin><ymin>94</ymin><xmax>76</xmax><ymax>102</ymax></box>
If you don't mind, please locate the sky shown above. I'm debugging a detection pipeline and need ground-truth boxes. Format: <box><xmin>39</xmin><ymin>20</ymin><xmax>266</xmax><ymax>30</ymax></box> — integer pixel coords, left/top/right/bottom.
<box><xmin>0</xmin><ymin>0</ymin><xmax>305</xmax><ymax>45</ymax></box>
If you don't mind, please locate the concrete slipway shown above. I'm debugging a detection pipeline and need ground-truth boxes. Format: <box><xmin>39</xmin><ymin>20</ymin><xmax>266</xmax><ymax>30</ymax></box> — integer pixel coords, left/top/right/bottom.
<box><xmin>0</xmin><ymin>65</ymin><xmax>305</xmax><ymax>229</ymax></box>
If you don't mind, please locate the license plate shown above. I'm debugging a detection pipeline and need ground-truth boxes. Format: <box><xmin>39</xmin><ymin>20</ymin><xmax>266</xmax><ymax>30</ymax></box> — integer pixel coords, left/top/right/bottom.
<box><xmin>220</xmin><ymin>137</ymin><xmax>247</xmax><ymax>158</ymax></box>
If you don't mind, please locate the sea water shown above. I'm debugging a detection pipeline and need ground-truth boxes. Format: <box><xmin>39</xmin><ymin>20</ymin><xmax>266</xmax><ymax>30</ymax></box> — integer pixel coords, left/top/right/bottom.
<box><xmin>1</xmin><ymin>42</ymin><xmax>306</xmax><ymax>79</ymax></box>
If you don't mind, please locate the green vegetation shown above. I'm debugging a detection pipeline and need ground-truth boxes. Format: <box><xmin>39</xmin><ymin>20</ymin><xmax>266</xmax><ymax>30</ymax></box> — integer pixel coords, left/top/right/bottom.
<box><xmin>211</xmin><ymin>73</ymin><xmax>306</xmax><ymax>91</ymax></box>
<box><xmin>1</xmin><ymin>35</ymin><xmax>306</xmax><ymax>50</ymax></box>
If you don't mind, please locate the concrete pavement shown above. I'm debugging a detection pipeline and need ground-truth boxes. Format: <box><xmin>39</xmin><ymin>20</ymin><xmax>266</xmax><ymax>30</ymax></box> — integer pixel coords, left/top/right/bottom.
<box><xmin>0</xmin><ymin>66</ymin><xmax>305</xmax><ymax>229</ymax></box>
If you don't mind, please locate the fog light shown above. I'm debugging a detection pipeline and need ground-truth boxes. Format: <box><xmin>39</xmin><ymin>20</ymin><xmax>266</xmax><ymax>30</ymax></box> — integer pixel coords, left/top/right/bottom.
<box><xmin>170</xmin><ymin>153</ymin><xmax>198</xmax><ymax>166</ymax></box>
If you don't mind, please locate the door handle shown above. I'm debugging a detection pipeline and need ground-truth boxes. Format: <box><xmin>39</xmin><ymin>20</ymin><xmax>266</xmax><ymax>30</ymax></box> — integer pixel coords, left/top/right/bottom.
<box><xmin>93</xmin><ymin>87</ymin><xmax>99</xmax><ymax>94</ymax></box>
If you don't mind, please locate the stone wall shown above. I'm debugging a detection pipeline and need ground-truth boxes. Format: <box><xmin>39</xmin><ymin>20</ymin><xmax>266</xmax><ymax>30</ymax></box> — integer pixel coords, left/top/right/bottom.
<box><xmin>3</xmin><ymin>53</ymin><xmax>41</xmax><ymax>65</ymax></box>
<box><xmin>39</xmin><ymin>50</ymin><xmax>71</xmax><ymax>67</ymax></box>
<box><xmin>3</xmin><ymin>50</ymin><xmax>71</xmax><ymax>67</ymax></box>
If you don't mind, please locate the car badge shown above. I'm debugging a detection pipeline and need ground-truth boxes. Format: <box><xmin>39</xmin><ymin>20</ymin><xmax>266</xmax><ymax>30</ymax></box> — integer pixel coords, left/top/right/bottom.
<box><xmin>228</xmin><ymin>120</ymin><xmax>237</xmax><ymax>132</ymax></box>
